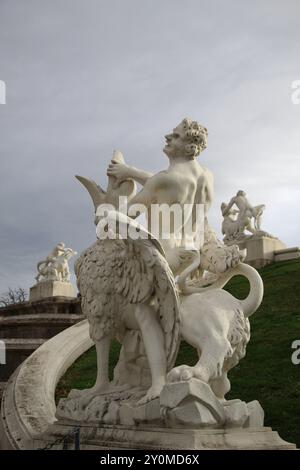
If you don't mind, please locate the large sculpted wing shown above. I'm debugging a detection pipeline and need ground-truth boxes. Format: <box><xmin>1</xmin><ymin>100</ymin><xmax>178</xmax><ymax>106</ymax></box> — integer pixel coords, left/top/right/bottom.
<box><xmin>76</xmin><ymin>211</ymin><xmax>181</xmax><ymax>370</ymax></box>
<box><xmin>107</xmin><ymin>211</ymin><xmax>181</xmax><ymax>369</ymax></box>
<box><xmin>75</xmin><ymin>175</ymin><xmax>106</xmax><ymax>211</ymax></box>
<box><xmin>115</xmin><ymin>237</ymin><xmax>181</xmax><ymax>370</ymax></box>
<box><xmin>150</xmin><ymin>242</ymin><xmax>181</xmax><ymax>370</ymax></box>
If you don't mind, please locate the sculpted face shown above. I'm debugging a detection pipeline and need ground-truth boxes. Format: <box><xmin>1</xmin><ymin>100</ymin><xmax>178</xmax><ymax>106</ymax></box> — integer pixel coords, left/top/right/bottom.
<box><xmin>163</xmin><ymin>122</ymin><xmax>187</xmax><ymax>159</ymax></box>
<box><xmin>163</xmin><ymin>118</ymin><xmax>208</xmax><ymax>159</ymax></box>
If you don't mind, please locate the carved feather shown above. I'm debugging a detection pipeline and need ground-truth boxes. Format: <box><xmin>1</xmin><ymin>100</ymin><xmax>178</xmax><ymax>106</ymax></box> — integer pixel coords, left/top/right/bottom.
<box><xmin>75</xmin><ymin>175</ymin><xmax>106</xmax><ymax>211</ymax></box>
<box><xmin>76</xmin><ymin>213</ymin><xmax>181</xmax><ymax>370</ymax></box>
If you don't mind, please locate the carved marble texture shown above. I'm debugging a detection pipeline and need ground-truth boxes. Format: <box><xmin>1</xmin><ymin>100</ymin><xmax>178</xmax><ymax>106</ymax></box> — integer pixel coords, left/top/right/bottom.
<box><xmin>221</xmin><ymin>190</ymin><xmax>274</xmax><ymax>243</ymax></box>
<box><xmin>60</xmin><ymin>119</ymin><xmax>264</xmax><ymax>426</ymax></box>
<box><xmin>35</xmin><ymin>242</ymin><xmax>77</xmax><ymax>283</ymax></box>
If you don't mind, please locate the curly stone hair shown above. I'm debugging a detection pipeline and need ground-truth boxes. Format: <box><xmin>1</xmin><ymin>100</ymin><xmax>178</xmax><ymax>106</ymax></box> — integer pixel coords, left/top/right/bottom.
<box><xmin>181</xmin><ymin>118</ymin><xmax>208</xmax><ymax>157</ymax></box>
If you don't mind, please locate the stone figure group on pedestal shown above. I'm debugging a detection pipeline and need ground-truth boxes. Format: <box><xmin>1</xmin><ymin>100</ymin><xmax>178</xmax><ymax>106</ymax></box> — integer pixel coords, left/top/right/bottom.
<box><xmin>220</xmin><ymin>190</ymin><xmax>287</xmax><ymax>268</ymax></box>
<box><xmin>35</xmin><ymin>242</ymin><xmax>77</xmax><ymax>283</ymax></box>
<box><xmin>30</xmin><ymin>242</ymin><xmax>77</xmax><ymax>302</ymax></box>
<box><xmin>221</xmin><ymin>190</ymin><xmax>271</xmax><ymax>243</ymax></box>
<box><xmin>56</xmin><ymin>119</ymin><xmax>266</xmax><ymax>435</ymax></box>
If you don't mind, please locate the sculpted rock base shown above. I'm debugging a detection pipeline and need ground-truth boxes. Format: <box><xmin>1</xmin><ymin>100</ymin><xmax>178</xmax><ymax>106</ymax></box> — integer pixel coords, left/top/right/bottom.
<box><xmin>52</xmin><ymin>380</ymin><xmax>292</xmax><ymax>450</ymax></box>
<box><xmin>56</xmin><ymin>378</ymin><xmax>264</xmax><ymax>430</ymax></box>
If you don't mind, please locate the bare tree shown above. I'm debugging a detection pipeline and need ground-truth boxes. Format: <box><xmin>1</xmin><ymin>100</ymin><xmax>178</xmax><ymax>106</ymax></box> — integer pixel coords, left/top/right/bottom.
<box><xmin>0</xmin><ymin>287</ymin><xmax>28</xmax><ymax>307</ymax></box>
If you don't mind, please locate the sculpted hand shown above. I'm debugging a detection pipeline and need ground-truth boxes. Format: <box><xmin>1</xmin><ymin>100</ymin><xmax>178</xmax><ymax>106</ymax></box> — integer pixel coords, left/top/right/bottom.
<box><xmin>107</xmin><ymin>161</ymin><xmax>132</xmax><ymax>182</ymax></box>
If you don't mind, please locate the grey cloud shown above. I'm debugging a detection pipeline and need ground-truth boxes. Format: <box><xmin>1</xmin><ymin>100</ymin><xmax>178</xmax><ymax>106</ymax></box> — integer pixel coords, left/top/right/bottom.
<box><xmin>0</xmin><ymin>0</ymin><xmax>299</xmax><ymax>293</ymax></box>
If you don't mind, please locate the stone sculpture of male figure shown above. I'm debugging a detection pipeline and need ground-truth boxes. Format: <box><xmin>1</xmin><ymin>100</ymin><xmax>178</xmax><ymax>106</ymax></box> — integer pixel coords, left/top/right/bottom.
<box><xmin>222</xmin><ymin>190</ymin><xmax>266</xmax><ymax>241</ymax></box>
<box><xmin>73</xmin><ymin>118</ymin><xmax>242</xmax><ymax>405</ymax></box>
<box><xmin>108</xmin><ymin>117</ymin><xmax>240</xmax><ymax>275</ymax></box>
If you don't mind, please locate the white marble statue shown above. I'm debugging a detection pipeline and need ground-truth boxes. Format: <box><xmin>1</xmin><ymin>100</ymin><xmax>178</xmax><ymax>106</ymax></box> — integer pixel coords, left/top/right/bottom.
<box><xmin>35</xmin><ymin>242</ymin><xmax>77</xmax><ymax>283</ymax></box>
<box><xmin>221</xmin><ymin>190</ymin><xmax>268</xmax><ymax>243</ymax></box>
<box><xmin>57</xmin><ymin>119</ymin><xmax>264</xmax><ymax>429</ymax></box>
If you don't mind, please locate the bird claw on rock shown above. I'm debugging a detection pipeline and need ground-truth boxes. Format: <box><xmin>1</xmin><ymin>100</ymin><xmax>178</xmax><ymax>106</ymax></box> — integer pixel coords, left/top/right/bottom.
<box><xmin>137</xmin><ymin>384</ymin><xmax>164</xmax><ymax>405</ymax></box>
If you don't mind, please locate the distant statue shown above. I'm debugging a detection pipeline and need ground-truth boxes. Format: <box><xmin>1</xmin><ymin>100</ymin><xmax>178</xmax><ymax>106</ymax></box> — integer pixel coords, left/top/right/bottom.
<box><xmin>35</xmin><ymin>242</ymin><xmax>77</xmax><ymax>283</ymax></box>
<box><xmin>221</xmin><ymin>190</ymin><xmax>266</xmax><ymax>243</ymax></box>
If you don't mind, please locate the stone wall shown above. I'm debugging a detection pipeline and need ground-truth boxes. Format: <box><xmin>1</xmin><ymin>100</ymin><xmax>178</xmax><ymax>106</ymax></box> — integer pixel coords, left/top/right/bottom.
<box><xmin>0</xmin><ymin>297</ymin><xmax>84</xmax><ymax>393</ymax></box>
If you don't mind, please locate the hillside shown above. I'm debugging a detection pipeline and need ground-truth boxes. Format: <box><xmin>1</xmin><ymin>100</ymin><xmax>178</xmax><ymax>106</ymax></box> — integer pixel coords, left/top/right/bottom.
<box><xmin>56</xmin><ymin>259</ymin><xmax>300</xmax><ymax>447</ymax></box>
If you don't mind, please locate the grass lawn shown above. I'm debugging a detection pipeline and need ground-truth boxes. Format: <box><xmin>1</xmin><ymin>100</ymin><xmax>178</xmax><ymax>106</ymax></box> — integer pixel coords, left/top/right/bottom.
<box><xmin>56</xmin><ymin>259</ymin><xmax>300</xmax><ymax>447</ymax></box>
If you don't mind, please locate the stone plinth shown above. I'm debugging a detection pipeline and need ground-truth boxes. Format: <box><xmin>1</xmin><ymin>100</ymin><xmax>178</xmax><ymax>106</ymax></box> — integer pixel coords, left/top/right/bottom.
<box><xmin>274</xmin><ymin>246</ymin><xmax>300</xmax><ymax>263</ymax></box>
<box><xmin>56</xmin><ymin>379</ymin><xmax>265</xmax><ymax>432</ymax></box>
<box><xmin>234</xmin><ymin>236</ymin><xmax>286</xmax><ymax>269</ymax></box>
<box><xmin>36</xmin><ymin>421</ymin><xmax>296</xmax><ymax>450</ymax></box>
<box><xmin>29</xmin><ymin>280</ymin><xmax>76</xmax><ymax>302</ymax></box>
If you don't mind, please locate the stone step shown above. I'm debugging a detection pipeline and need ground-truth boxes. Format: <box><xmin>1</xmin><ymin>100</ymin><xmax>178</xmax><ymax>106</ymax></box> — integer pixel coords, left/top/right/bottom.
<box><xmin>0</xmin><ymin>314</ymin><xmax>84</xmax><ymax>339</ymax></box>
<box><xmin>3</xmin><ymin>338</ymin><xmax>46</xmax><ymax>350</ymax></box>
<box><xmin>0</xmin><ymin>339</ymin><xmax>47</xmax><ymax>381</ymax></box>
<box><xmin>274</xmin><ymin>246</ymin><xmax>300</xmax><ymax>262</ymax></box>
<box><xmin>35</xmin><ymin>422</ymin><xmax>297</xmax><ymax>450</ymax></box>
<box><xmin>0</xmin><ymin>297</ymin><xmax>81</xmax><ymax>317</ymax></box>
<box><xmin>0</xmin><ymin>313</ymin><xmax>83</xmax><ymax>322</ymax></box>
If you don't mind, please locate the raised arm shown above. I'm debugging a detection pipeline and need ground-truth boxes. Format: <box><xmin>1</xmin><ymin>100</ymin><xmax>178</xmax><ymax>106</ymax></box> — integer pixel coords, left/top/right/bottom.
<box><xmin>222</xmin><ymin>196</ymin><xmax>236</xmax><ymax>216</ymax></box>
<box><xmin>107</xmin><ymin>160</ymin><xmax>153</xmax><ymax>186</ymax></box>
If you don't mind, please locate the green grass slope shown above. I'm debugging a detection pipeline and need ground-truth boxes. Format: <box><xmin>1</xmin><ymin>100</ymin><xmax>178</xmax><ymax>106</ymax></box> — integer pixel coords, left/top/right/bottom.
<box><xmin>56</xmin><ymin>259</ymin><xmax>300</xmax><ymax>446</ymax></box>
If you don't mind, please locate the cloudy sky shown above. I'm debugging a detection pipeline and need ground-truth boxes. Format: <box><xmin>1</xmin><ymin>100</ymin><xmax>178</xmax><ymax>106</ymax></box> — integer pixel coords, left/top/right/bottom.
<box><xmin>0</xmin><ymin>0</ymin><xmax>299</xmax><ymax>294</ymax></box>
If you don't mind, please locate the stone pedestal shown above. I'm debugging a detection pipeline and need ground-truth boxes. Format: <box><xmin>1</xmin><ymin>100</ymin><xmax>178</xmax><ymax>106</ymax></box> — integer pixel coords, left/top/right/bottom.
<box><xmin>234</xmin><ymin>236</ymin><xmax>286</xmax><ymax>269</ymax></box>
<box><xmin>274</xmin><ymin>246</ymin><xmax>300</xmax><ymax>263</ymax></box>
<box><xmin>36</xmin><ymin>421</ymin><xmax>296</xmax><ymax>450</ymax></box>
<box><xmin>29</xmin><ymin>280</ymin><xmax>76</xmax><ymax>302</ymax></box>
<box><xmin>54</xmin><ymin>379</ymin><xmax>296</xmax><ymax>449</ymax></box>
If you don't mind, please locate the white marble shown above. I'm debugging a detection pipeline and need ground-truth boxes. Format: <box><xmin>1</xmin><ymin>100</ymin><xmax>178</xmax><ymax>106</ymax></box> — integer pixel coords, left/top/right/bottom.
<box><xmin>57</xmin><ymin>378</ymin><xmax>264</xmax><ymax>430</ymax></box>
<box><xmin>0</xmin><ymin>119</ymin><xmax>296</xmax><ymax>450</ymax></box>
<box><xmin>37</xmin><ymin>421</ymin><xmax>296</xmax><ymax>450</ymax></box>
<box><xmin>274</xmin><ymin>246</ymin><xmax>300</xmax><ymax>262</ymax></box>
<box><xmin>69</xmin><ymin>119</ymin><xmax>265</xmax><ymax>419</ymax></box>
<box><xmin>30</xmin><ymin>242</ymin><xmax>77</xmax><ymax>301</ymax></box>
<box><xmin>1</xmin><ymin>319</ymin><xmax>294</xmax><ymax>450</ymax></box>
<box><xmin>234</xmin><ymin>236</ymin><xmax>287</xmax><ymax>269</ymax></box>
<box><xmin>0</xmin><ymin>320</ymin><xmax>92</xmax><ymax>449</ymax></box>
<box><xmin>29</xmin><ymin>279</ymin><xmax>76</xmax><ymax>301</ymax></box>
<box><xmin>221</xmin><ymin>190</ymin><xmax>272</xmax><ymax>243</ymax></box>
<box><xmin>35</xmin><ymin>242</ymin><xmax>77</xmax><ymax>283</ymax></box>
